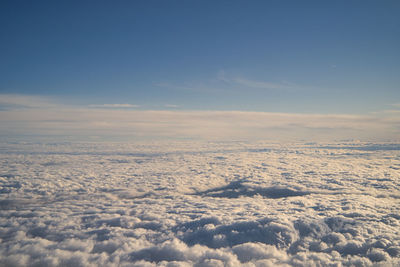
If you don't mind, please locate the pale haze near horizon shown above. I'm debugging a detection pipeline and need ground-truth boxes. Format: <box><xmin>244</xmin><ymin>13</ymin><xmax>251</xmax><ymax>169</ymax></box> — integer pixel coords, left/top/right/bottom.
<box><xmin>0</xmin><ymin>1</ymin><xmax>399</xmax><ymax>142</ymax></box>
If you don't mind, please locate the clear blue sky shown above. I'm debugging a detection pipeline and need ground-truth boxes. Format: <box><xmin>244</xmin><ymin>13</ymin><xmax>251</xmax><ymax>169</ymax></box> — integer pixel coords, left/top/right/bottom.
<box><xmin>1</xmin><ymin>0</ymin><xmax>399</xmax><ymax>114</ymax></box>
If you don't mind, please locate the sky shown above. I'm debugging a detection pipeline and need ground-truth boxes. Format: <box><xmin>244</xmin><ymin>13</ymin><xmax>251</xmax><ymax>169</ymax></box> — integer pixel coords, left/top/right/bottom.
<box><xmin>0</xmin><ymin>0</ymin><xmax>399</xmax><ymax>141</ymax></box>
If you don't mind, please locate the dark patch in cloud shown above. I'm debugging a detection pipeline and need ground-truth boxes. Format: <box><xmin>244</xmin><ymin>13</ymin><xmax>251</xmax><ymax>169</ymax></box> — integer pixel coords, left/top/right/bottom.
<box><xmin>194</xmin><ymin>180</ymin><xmax>310</xmax><ymax>199</ymax></box>
<box><xmin>174</xmin><ymin>217</ymin><xmax>296</xmax><ymax>249</ymax></box>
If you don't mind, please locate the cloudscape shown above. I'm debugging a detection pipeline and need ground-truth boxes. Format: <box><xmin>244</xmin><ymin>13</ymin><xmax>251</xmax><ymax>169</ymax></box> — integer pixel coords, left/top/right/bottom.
<box><xmin>1</xmin><ymin>1</ymin><xmax>399</xmax><ymax>266</ymax></box>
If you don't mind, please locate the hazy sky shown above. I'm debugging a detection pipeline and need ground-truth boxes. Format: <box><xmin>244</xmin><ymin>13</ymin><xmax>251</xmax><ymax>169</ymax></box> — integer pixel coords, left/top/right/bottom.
<box><xmin>1</xmin><ymin>1</ymin><xmax>399</xmax><ymax>141</ymax></box>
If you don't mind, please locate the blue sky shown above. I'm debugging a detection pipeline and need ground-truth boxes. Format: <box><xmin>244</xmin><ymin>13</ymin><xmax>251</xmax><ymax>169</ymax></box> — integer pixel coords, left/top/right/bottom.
<box><xmin>0</xmin><ymin>1</ymin><xmax>399</xmax><ymax>141</ymax></box>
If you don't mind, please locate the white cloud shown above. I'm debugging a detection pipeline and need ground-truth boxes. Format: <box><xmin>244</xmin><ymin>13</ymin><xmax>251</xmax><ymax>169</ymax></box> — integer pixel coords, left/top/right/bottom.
<box><xmin>89</xmin><ymin>104</ymin><xmax>139</xmax><ymax>109</ymax></box>
<box><xmin>164</xmin><ymin>104</ymin><xmax>179</xmax><ymax>108</ymax></box>
<box><xmin>0</xmin><ymin>94</ymin><xmax>399</xmax><ymax>142</ymax></box>
<box><xmin>217</xmin><ymin>71</ymin><xmax>295</xmax><ymax>90</ymax></box>
<box><xmin>1</xmin><ymin>141</ymin><xmax>400</xmax><ymax>266</ymax></box>
<box><xmin>231</xmin><ymin>78</ymin><xmax>293</xmax><ymax>90</ymax></box>
<box><xmin>2</xmin><ymin>108</ymin><xmax>399</xmax><ymax>142</ymax></box>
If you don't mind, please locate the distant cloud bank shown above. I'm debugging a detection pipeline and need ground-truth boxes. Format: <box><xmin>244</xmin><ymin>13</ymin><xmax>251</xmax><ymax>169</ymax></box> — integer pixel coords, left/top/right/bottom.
<box><xmin>0</xmin><ymin>94</ymin><xmax>399</xmax><ymax>142</ymax></box>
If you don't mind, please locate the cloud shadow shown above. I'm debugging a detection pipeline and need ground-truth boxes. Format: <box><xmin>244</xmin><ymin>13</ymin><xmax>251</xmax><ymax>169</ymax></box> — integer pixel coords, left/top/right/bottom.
<box><xmin>194</xmin><ymin>180</ymin><xmax>310</xmax><ymax>199</ymax></box>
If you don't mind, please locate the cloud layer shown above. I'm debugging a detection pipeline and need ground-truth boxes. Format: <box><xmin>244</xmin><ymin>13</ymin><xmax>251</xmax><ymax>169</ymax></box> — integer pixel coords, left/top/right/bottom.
<box><xmin>0</xmin><ymin>141</ymin><xmax>399</xmax><ymax>266</ymax></box>
<box><xmin>0</xmin><ymin>94</ymin><xmax>399</xmax><ymax>142</ymax></box>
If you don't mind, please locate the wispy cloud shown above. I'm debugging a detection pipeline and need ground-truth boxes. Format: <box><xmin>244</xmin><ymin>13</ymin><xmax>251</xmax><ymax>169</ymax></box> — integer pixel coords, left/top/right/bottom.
<box><xmin>164</xmin><ymin>104</ymin><xmax>179</xmax><ymax>108</ymax></box>
<box><xmin>373</xmin><ymin>109</ymin><xmax>400</xmax><ymax>114</ymax></box>
<box><xmin>217</xmin><ymin>71</ymin><xmax>295</xmax><ymax>91</ymax></box>
<box><xmin>0</xmin><ymin>94</ymin><xmax>399</xmax><ymax>142</ymax></box>
<box><xmin>0</xmin><ymin>94</ymin><xmax>58</xmax><ymax>109</ymax></box>
<box><xmin>230</xmin><ymin>77</ymin><xmax>293</xmax><ymax>90</ymax></box>
<box><xmin>153</xmin><ymin>82</ymin><xmax>224</xmax><ymax>93</ymax></box>
<box><xmin>371</xmin><ymin>103</ymin><xmax>400</xmax><ymax>116</ymax></box>
<box><xmin>154</xmin><ymin>72</ymin><xmax>297</xmax><ymax>94</ymax></box>
<box><xmin>88</xmin><ymin>104</ymin><xmax>139</xmax><ymax>109</ymax></box>
<box><xmin>390</xmin><ymin>103</ymin><xmax>400</xmax><ymax>108</ymax></box>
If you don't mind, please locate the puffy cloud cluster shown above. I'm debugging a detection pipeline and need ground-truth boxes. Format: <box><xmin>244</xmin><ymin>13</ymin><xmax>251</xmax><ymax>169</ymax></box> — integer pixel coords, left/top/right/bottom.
<box><xmin>0</xmin><ymin>141</ymin><xmax>399</xmax><ymax>266</ymax></box>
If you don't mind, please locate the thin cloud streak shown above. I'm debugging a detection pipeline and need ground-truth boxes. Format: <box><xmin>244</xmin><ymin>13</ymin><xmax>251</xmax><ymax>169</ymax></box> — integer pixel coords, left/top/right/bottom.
<box><xmin>0</xmin><ymin>94</ymin><xmax>58</xmax><ymax>109</ymax></box>
<box><xmin>88</xmin><ymin>104</ymin><xmax>140</xmax><ymax>109</ymax></box>
<box><xmin>390</xmin><ymin>103</ymin><xmax>400</xmax><ymax>108</ymax></box>
<box><xmin>1</xmin><ymin>94</ymin><xmax>398</xmax><ymax>142</ymax></box>
<box><xmin>154</xmin><ymin>71</ymin><xmax>300</xmax><ymax>94</ymax></box>
<box><xmin>230</xmin><ymin>77</ymin><xmax>293</xmax><ymax>90</ymax></box>
<box><xmin>0</xmin><ymin>98</ymin><xmax>399</xmax><ymax>142</ymax></box>
<box><xmin>217</xmin><ymin>71</ymin><xmax>296</xmax><ymax>91</ymax></box>
<box><xmin>164</xmin><ymin>104</ymin><xmax>179</xmax><ymax>108</ymax></box>
<box><xmin>153</xmin><ymin>82</ymin><xmax>225</xmax><ymax>93</ymax></box>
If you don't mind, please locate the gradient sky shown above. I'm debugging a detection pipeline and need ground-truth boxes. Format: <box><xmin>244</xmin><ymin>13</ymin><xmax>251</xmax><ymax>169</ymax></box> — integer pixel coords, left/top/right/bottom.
<box><xmin>1</xmin><ymin>1</ymin><xmax>400</xmax><ymax>141</ymax></box>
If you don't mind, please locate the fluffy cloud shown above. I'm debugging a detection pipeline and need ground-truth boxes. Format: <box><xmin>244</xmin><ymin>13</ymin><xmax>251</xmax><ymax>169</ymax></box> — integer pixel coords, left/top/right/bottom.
<box><xmin>0</xmin><ymin>141</ymin><xmax>399</xmax><ymax>266</ymax></box>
